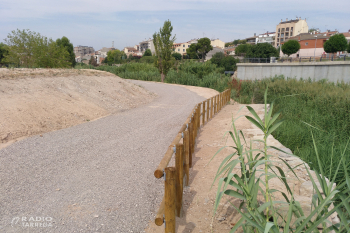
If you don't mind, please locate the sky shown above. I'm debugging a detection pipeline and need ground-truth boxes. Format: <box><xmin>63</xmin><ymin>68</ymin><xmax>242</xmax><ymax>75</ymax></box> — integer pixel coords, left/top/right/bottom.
<box><xmin>1</xmin><ymin>0</ymin><xmax>349</xmax><ymax>51</ymax></box>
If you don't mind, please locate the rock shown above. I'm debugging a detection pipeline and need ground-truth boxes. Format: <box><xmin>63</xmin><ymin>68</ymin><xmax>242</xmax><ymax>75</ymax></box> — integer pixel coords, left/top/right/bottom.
<box><xmin>299</xmin><ymin>180</ymin><xmax>336</xmax><ymax>196</ymax></box>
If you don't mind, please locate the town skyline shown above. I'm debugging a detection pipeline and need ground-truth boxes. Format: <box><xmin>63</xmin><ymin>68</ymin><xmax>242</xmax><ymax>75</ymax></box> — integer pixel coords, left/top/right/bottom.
<box><xmin>1</xmin><ymin>0</ymin><xmax>349</xmax><ymax>50</ymax></box>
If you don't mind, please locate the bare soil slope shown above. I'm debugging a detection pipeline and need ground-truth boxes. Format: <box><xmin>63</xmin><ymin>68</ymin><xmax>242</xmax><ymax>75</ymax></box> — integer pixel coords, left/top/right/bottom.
<box><xmin>0</xmin><ymin>68</ymin><xmax>156</xmax><ymax>148</ymax></box>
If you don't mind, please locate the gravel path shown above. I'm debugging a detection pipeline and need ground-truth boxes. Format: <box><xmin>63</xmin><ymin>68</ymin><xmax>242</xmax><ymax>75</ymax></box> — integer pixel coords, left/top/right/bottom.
<box><xmin>0</xmin><ymin>80</ymin><xmax>205</xmax><ymax>233</ymax></box>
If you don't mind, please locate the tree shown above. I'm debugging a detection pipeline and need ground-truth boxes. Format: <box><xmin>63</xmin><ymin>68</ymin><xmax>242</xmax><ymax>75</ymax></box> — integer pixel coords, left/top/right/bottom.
<box><xmin>3</xmin><ymin>29</ymin><xmax>70</xmax><ymax>68</ymax></box>
<box><xmin>235</xmin><ymin>44</ymin><xmax>252</xmax><ymax>56</ymax></box>
<box><xmin>246</xmin><ymin>43</ymin><xmax>279</xmax><ymax>58</ymax></box>
<box><xmin>172</xmin><ymin>52</ymin><xmax>182</xmax><ymax>60</ymax></box>
<box><xmin>153</xmin><ymin>20</ymin><xmax>176</xmax><ymax>82</ymax></box>
<box><xmin>106</xmin><ymin>49</ymin><xmax>124</xmax><ymax>64</ymax></box>
<box><xmin>196</xmin><ymin>38</ymin><xmax>213</xmax><ymax>62</ymax></box>
<box><xmin>210</xmin><ymin>52</ymin><xmax>225</xmax><ymax>66</ymax></box>
<box><xmin>348</xmin><ymin>42</ymin><xmax>350</xmax><ymax>53</ymax></box>
<box><xmin>143</xmin><ymin>49</ymin><xmax>152</xmax><ymax>56</ymax></box>
<box><xmin>56</xmin><ymin>36</ymin><xmax>76</xmax><ymax>67</ymax></box>
<box><xmin>210</xmin><ymin>52</ymin><xmax>239</xmax><ymax>71</ymax></box>
<box><xmin>0</xmin><ymin>43</ymin><xmax>9</xmax><ymax>65</ymax></box>
<box><xmin>308</xmin><ymin>28</ymin><xmax>318</xmax><ymax>33</ymax></box>
<box><xmin>323</xmin><ymin>34</ymin><xmax>348</xmax><ymax>54</ymax></box>
<box><xmin>185</xmin><ymin>38</ymin><xmax>213</xmax><ymax>62</ymax></box>
<box><xmin>281</xmin><ymin>40</ymin><xmax>300</xmax><ymax>57</ymax></box>
<box><xmin>89</xmin><ymin>56</ymin><xmax>97</xmax><ymax>66</ymax></box>
<box><xmin>186</xmin><ymin>44</ymin><xmax>201</xmax><ymax>59</ymax></box>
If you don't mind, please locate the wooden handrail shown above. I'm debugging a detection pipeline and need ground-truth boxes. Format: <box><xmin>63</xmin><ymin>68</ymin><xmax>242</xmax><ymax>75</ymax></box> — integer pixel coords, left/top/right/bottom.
<box><xmin>154</xmin><ymin>89</ymin><xmax>231</xmax><ymax>230</ymax></box>
<box><xmin>154</xmin><ymin>133</ymin><xmax>182</xmax><ymax>178</ymax></box>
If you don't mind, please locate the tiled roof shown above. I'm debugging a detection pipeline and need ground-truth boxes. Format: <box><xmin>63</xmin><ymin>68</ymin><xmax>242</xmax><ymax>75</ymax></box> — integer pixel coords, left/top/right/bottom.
<box><xmin>292</xmin><ymin>33</ymin><xmax>329</xmax><ymax>41</ymax></box>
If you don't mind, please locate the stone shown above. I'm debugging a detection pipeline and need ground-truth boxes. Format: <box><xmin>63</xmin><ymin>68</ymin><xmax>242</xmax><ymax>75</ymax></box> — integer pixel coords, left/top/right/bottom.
<box><xmin>299</xmin><ymin>180</ymin><xmax>336</xmax><ymax>196</ymax></box>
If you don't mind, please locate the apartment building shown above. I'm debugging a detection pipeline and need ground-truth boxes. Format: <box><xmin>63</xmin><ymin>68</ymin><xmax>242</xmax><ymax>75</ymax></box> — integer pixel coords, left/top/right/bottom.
<box><xmin>124</xmin><ymin>47</ymin><xmax>138</xmax><ymax>56</ymax></box>
<box><xmin>275</xmin><ymin>17</ymin><xmax>308</xmax><ymax>47</ymax></box>
<box><xmin>245</xmin><ymin>35</ymin><xmax>258</xmax><ymax>45</ymax></box>
<box><xmin>173</xmin><ymin>42</ymin><xmax>191</xmax><ymax>55</ymax></box>
<box><xmin>74</xmin><ymin>46</ymin><xmax>95</xmax><ymax>57</ymax></box>
<box><xmin>210</xmin><ymin>39</ymin><xmax>225</xmax><ymax>49</ymax></box>
<box><xmin>139</xmin><ymin>39</ymin><xmax>155</xmax><ymax>54</ymax></box>
<box><xmin>257</xmin><ymin>32</ymin><xmax>276</xmax><ymax>45</ymax></box>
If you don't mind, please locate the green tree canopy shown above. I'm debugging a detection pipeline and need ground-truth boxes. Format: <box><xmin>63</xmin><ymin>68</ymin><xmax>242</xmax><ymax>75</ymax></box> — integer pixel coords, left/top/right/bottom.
<box><xmin>172</xmin><ymin>52</ymin><xmax>182</xmax><ymax>60</ymax></box>
<box><xmin>143</xmin><ymin>49</ymin><xmax>152</xmax><ymax>56</ymax></box>
<box><xmin>282</xmin><ymin>40</ymin><xmax>301</xmax><ymax>56</ymax></box>
<box><xmin>323</xmin><ymin>34</ymin><xmax>348</xmax><ymax>54</ymax></box>
<box><xmin>56</xmin><ymin>36</ymin><xmax>76</xmax><ymax>67</ymax></box>
<box><xmin>3</xmin><ymin>29</ymin><xmax>70</xmax><ymax>68</ymax></box>
<box><xmin>308</xmin><ymin>28</ymin><xmax>318</xmax><ymax>33</ymax></box>
<box><xmin>196</xmin><ymin>38</ymin><xmax>213</xmax><ymax>62</ymax></box>
<box><xmin>106</xmin><ymin>49</ymin><xmax>124</xmax><ymax>64</ymax></box>
<box><xmin>348</xmin><ymin>41</ymin><xmax>350</xmax><ymax>53</ymax></box>
<box><xmin>210</xmin><ymin>52</ymin><xmax>239</xmax><ymax>71</ymax></box>
<box><xmin>185</xmin><ymin>38</ymin><xmax>213</xmax><ymax>62</ymax></box>
<box><xmin>234</xmin><ymin>44</ymin><xmax>252</xmax><ymax>56</ymax></box>
<box><xmin>153</xmin><ymin>20</ymin><xmax>176</xmax><ymax>82</ymax></box>
<box><xmin>0</xmin><ymin>43</ymin><xmax>9</xmax><ymax>65</ymax></box>
<box><xmin>246</xmin><ymin>43</ymin><xmax>279</xmax><ymax>58</ymax></box>
<box><xmin>186</xmin><ymin>44</ymin><xmax>201</xmax><ymax>59</ymax></box>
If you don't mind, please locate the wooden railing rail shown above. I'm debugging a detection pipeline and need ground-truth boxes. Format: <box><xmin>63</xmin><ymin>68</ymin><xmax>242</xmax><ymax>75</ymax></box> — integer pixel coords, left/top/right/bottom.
<box><xmin>153</xmin><ymin>89</ymin><xmax>231</xmax><ymax>231</ymax></box>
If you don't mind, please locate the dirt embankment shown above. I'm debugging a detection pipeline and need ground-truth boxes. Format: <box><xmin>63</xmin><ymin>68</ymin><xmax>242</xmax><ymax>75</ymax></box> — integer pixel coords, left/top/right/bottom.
<box><xmin>0</xmin><ymin>68</ymin><xmax>156</xmax><ymax>148</ymax></box>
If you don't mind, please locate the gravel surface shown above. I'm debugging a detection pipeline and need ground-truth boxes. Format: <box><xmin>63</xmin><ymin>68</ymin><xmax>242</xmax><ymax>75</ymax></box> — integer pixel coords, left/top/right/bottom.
<box><xmin>0</xmin><ymin>80</ymin><xmax>205</xmax><ymax>233</ymax></box>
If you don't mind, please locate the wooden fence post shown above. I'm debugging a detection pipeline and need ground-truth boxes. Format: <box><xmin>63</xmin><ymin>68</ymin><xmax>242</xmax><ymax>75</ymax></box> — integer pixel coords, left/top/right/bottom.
<box><xmin>164</xmin><ymin>167</ymin><xmax>176</xmax><ymax>233</ymax></box>
<box><xmin>194</xmin><ymin>106</ymin><xmax>198</xmax><ymax>138</ymax></box>
<box><xmin>210</xmin><ymin>97</ymin><xmax>213</xmax><ymax>118</ymax></box>
<box><xmin>206</xmin><ymin>99</ymin><xmax>209</xmax><ymax>122</ymax></box>
<box><xmin>188</xmin><ymin>122</ymin><xmax>194</xmax><ymax>167</ymax></box>
<box><xmin>198</xmin><ymin>102</ymin><xmax>201</xmax><ymax>129</ymax></box>
<box><xmin>214</xmin><ymin>95</ymin><xmax>218</xmax><ymax>115</ymax></box>
<box><xmin>221</xmin><ymin>93</ymin><xmax>223</xmax><ymax>109</ymax></box>
<box><xmin>184</xmin><ymin>130</ymin><xmax>190</xmax><ymax>186</ymax></box>
<box><xmin>202</xmin><ymin>101</ymin><xmax>206</xmax><ymax>125</ymax></box>
<box><xmin>175</xmin><ymin>143</ymin><xmax>184</xmax><ymax>217</ymax></box>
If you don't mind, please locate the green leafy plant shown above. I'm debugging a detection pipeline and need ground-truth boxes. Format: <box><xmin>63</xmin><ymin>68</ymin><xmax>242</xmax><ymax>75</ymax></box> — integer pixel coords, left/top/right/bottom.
<box><xmin>212</xmin><ymin>89</ymin><xmax>350</xmax><ymax>232</ymax></box>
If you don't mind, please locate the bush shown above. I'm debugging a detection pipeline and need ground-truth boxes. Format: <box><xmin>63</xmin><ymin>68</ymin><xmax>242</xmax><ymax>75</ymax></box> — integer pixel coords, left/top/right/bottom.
<box><xmin>210</xmin><ymin>52</ymin><xmax>239</xmax><ymax>71</ymax></box>
<box><xmin>93</xmin><ymin>60</ymin><xmax>231</xmax><ymax>92</ymax></box>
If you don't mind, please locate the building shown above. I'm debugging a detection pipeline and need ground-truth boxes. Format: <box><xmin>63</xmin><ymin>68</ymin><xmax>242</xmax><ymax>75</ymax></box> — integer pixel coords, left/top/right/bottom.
<box><xmin>205</xmin><ymin>47</ymin><xmax>224</xmax><ymax>61</ymax></box>
<box><xmin>275</xmin><ymin>17</ymin><xmax>309</xmax><ymax>47</ymax></box>
<box><xmin>245</xmin><ymin>34</ymin><xmax>258</xmax><ymax>45</ymax></box>
<box><xmin>256</xmin><ymin>32</ymin><xmax>276</xmax><ymax>45</ymax></box>
<box><xmin>224</xmin><ymin>47</ymin><xmax>235</xmax><ymax>55</ymax></box>
<box><xmin>99</xmin><ymin>47</ymin><xmax>115</xmax><ymax>57</ymax></box>
<box><xmin>210</xmin><ymin>39</ymin><xmax>225</xmax><ymax>49</ymax></box>
<box><xmin>74</xmin><ymin>46</ymin><xmax>95</xmax><ymax>57</ymax></box>
<box><xmin>139</xmin><ymin>39</ymin><xmax>155</xmax><ymax>54</ymax></box>
<box><xmin>124</xmin><ymin>47</ymin><xmax>139</xmax><ymax>56</ymax></box>
<box><xmin>283</xmin><ymin>33</ymin><xmax>330</xmax><ymax>58</ymax></box>
<box><xmin>341</xmin><ymin>30</ymin><xmax>350</xmax><ymax>42</ymax></box>
<box><xmin>173</xmin><ymin>42</ymin><xmax>191</xmax><ymax>55</ymax></box>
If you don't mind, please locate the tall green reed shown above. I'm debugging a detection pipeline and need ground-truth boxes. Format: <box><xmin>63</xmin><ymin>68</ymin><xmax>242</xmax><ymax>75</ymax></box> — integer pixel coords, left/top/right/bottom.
<box><xmin>212</xmin><ymin>89</ymin><xmax>350</xmax><ymax>232</ymax></box>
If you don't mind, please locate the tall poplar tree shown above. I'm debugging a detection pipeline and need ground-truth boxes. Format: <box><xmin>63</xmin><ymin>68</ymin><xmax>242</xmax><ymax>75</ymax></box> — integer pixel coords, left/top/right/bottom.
<box><xmin>153</xmin><ymin>20</ymin><xmax>176</xmax><ymax>82</ymax></box>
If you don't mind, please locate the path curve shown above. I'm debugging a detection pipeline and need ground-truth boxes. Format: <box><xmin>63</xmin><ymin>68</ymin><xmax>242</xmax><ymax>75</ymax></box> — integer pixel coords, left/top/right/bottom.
<box><xmin>0</xmin><ymin>80</ymin><xmax>206</xmax><ymax>232</ymax></box>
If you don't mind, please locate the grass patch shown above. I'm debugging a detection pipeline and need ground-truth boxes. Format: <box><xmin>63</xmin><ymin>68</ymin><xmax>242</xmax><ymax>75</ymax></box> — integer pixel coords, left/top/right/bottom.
<box><xmin>231</xmin><ymin>76</ymin><xmax>350</xmax><ymax>187</ymax></box>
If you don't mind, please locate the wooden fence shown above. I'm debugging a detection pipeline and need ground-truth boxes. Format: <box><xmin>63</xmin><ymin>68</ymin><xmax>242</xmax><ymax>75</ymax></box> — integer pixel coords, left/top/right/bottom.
<box><xmin>153</xmin><ymin>88</ymin><xmax>231</xmax><ymax>232</ymax></box>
